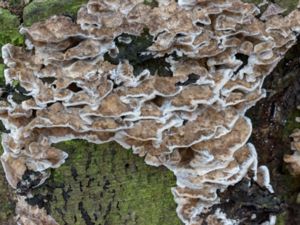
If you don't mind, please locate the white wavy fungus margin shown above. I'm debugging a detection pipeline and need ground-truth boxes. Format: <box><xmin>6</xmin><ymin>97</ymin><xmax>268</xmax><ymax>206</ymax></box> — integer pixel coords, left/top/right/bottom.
<box><xmin>1</xmin><ymin>0</ymin><xmax>300</xmax><ymax>224</ymax></box>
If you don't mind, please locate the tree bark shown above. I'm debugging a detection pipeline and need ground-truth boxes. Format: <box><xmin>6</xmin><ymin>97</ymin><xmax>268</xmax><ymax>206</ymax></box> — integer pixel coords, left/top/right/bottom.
<box><xmin>1</xmin><ymin>1</ymin><xmax>300</xmax><ymax>225</ymax></box>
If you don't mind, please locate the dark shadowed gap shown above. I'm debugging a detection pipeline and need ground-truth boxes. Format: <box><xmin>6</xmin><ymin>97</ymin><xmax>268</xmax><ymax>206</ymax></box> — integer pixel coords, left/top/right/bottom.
<box><xmin>234</xmin><ymin>53</ymin><xmax>249</xmax><ymax>75</ymax></box>
<box><xmin>104</xmin><ymin>29</ymin><xmax>174</xmax><ymax>77</ymax></box>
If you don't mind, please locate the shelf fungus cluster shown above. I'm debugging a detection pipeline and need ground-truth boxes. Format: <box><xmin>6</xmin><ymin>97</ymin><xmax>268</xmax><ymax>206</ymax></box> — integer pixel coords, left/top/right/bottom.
<box><xmin>1</xmin><ymin>0</ymin><xmax>300</xmax><ymax>224</ymax></box>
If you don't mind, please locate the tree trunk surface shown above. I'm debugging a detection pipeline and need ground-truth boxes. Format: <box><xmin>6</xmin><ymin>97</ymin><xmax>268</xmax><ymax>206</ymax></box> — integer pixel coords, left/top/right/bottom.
<box><xmin>1</xmin><ymin>1</ymin><xmax>300</xmax><ymax>225</ymax></box>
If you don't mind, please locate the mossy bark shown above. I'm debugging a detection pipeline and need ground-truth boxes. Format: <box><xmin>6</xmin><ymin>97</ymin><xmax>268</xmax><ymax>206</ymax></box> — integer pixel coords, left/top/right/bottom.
<box><xmin>22</xmin><ymin>0</ymin><xmax>89</xmax><ymax>26</ymax></box>
<box><xmin>29</xmin><ymin>141</ymin><xmax>181</xmax><ymax>225</ymax></box>
<box><xmin>0</xmin><ymin>7</ymin><xmax>24</xmax><ymax>69</ymax></box>
<box><xmin>0</xmin><ymin>147</ymin><xmax>15</xmax><ymax>225</ymax></box>
<box><xmin>0</xmin><ymin>8</ymin><xmax>23</xmax><ymax>224</ymax></box>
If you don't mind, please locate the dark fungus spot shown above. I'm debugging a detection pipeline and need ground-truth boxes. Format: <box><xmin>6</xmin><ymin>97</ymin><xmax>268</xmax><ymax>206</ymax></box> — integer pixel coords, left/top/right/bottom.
<box><xmin>176</xmin><ymin>73</ymin><xmax>200</xmax><ymax>86</ymax></box>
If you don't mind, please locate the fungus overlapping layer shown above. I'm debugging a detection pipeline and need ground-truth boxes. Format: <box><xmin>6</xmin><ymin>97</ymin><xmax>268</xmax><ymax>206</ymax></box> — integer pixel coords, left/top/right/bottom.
<box><xmin>285</xmin><ymin>129</ymin><xmax>300</xmax><ymax>175</ymax></box>
<box><xmin>15</xmin><ymin>196</ymin><xmax>59</xmax><ymax>225</ymax></box>
<box><xmin>1</xmin><ymin>0</ymin><xmax>300</xmax><ymax>224</ymax></box>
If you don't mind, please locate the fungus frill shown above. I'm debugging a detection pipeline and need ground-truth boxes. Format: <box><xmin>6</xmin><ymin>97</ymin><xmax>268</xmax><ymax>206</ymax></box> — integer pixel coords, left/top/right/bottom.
<box><xmin>1</xmin><ymin>0</ymin><xmax>300</xmax><ymax>224</ymax></box>
<box><xmin>15</xmin><ymin>196</ymin><xmax>59</xmax><ymax>225</ymax></box>
<box><xmin>285</xmin><ymin>128</ymin><xmax>300</xmax><ymax>175</ymax></box>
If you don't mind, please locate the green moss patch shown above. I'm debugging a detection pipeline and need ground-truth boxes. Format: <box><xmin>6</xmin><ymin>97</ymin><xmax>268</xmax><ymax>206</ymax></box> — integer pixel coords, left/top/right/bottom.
<box><xmin>0</xmin><ymin>8</ymin><xmax>24</xmax><ymax>58</ymax></box>
<box><xmin>274</xmin><ymin>0</ymin><xmax>299</xmax><ymax>15</ymax></box>
<box><xmin>29</xmin><ymin>140</ymin><xmax>181</xmax><ymax>225</ymax></box>
<box><xmin>143</xmin><ymin>0</ymin><xmax>158</xmax><ymax>8</ymax></box>
<box><xmin>0</xmin><ymin>64</ymin><xmax>4</xmax><ymax>86</ymax></box>
<box><xmin>23</xmin><ymin>0</ymin><xmax>89</xmax><ymax>26</ymax></box>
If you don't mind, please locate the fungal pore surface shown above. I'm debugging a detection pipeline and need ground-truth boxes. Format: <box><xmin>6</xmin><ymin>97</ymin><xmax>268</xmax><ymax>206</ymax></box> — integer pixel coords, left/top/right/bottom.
<box><xmin>1</xmin><ymin>0</ymin><xmax>300</xmax><ymax>224</ymax></box>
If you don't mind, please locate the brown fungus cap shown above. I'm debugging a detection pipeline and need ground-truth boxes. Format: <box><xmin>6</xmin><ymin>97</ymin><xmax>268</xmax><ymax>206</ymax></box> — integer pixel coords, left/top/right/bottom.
<box><xmin>16</xmin><ymin>196</ymin><xmax>59</xmax><ymax>225</ymax></box>
<box><xmin>1</xmin><ymin>0</ymin><xmax>300</xmax><ymax>224</ymax></box>
<box><xmin>285</xmin><ymin>127</ymin><xmax>300</xmax><ymax>176</ymax></box>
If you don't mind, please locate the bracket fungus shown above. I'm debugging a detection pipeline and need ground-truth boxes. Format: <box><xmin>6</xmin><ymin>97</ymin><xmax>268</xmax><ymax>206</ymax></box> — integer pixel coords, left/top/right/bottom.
<box><xmin>1</xmin><ymin>0</ymin><xmax>300</xmax><ymax>224</ymax></box>
<box><xmin>285</xmin><ymin>107</ymin><xmax>300</xmax><ymax>176</ymax></box>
